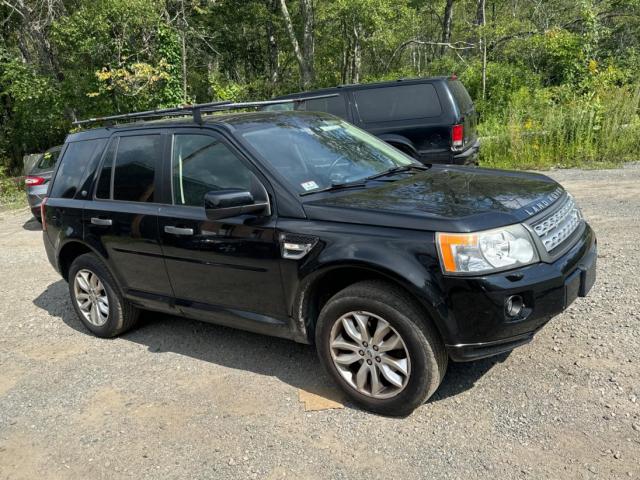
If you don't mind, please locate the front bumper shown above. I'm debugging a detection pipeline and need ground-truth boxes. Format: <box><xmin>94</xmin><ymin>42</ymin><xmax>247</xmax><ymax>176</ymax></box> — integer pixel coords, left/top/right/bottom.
<box><xmin>442</xmin><ymin>223</ymin><xmax>596</xmax><ymax>362</ymax></box>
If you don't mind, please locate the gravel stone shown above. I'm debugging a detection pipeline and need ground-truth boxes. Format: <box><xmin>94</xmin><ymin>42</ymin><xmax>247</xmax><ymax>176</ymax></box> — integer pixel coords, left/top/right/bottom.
<box><xmin>0</xmin><ymin>164</ymin><xmax>639</xmax><ymax>479</ymax></box>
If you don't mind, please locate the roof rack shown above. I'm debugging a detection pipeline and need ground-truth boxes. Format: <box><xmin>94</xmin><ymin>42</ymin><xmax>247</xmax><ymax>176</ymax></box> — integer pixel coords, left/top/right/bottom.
<box><xmin>72</xmin><ymin>93</ymin><xmax>339</xmax><ymax>127</ymax></box>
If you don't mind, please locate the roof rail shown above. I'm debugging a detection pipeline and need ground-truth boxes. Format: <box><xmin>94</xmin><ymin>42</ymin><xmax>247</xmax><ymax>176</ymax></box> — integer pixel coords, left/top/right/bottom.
<box><xmin>72</xmin><ymin>93</ymin><xmax>339</xmax><ymax>127</ymax></box>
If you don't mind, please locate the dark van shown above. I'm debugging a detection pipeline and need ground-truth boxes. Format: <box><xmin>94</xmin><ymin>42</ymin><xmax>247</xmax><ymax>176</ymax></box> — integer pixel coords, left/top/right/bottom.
<box><xmin>269</xmin><ymin>76</ymin><xmax>480</xmax><ymax>165</ymax></box>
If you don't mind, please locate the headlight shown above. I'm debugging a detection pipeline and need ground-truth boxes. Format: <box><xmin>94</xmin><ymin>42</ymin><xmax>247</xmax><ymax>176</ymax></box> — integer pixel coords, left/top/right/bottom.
<box><xmin>436</xmin><ymin>224</ymin><xmax>539</xmax><ymax>275</ymax></box>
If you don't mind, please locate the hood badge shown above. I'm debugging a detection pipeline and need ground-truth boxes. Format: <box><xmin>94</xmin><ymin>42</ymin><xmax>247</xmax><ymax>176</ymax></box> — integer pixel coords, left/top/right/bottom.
<box><xmin>524</xmin><ymin>187</ymin><xmax>564</xmax><ymax>217</ymax></box>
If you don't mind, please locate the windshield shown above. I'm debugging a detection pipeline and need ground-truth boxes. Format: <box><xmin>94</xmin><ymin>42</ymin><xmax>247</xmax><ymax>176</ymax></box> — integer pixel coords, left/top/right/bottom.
<box><xmin>240</xmin><ymin>115</ymin><xmax>416</xmax><ymax>194</ymax></box>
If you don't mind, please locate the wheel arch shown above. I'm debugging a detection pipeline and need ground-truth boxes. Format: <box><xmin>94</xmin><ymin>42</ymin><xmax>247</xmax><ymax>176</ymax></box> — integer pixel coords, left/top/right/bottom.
<box><xmin>293</xmin><ymin>262</ymin><xmax>446</xmax><ymax>345</ymax></box>
<box><xmin>57</xmin><ymin>239</ymin><xmax>107</xmax><ymax>282</ymax></box>
<box><xmin>378</xmin><ymin>134</ymin><xmax>418</xmax><ymax>158</ymax></box>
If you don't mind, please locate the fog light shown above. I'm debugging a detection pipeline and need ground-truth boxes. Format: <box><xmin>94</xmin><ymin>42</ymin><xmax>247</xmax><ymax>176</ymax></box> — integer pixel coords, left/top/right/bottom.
<box><xmin>505</xmin><ymin>295</ymin><xmax>524</xmax><ymax>318</ymax></box>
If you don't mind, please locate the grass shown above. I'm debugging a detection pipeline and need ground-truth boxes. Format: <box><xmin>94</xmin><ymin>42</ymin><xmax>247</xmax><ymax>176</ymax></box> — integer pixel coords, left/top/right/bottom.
<box><xmin>478</xmin><ymin>85</ymin><xmax>640</xmax><ymax>170</ymax></box>
<box><xmin>0</xmin><ymin>175</ymin><xmax>27</xmax><ymax>211</ymax></box>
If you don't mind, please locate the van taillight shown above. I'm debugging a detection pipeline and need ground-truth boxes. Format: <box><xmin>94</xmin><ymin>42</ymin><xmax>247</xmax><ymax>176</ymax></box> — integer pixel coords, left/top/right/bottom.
<box><xmin>25</xmin><ymin>176</ymin><xmax>45</xmax><ymax>186</ymax></box>
<box><xmin>40</xmin><ymin>197</ymin><xmax>47</xmax><ymax>231</ymax></box>
<box><xmin>452</xmin><ymin>124</ymin><xmax>464</xmax><ymax>148</ymax></box>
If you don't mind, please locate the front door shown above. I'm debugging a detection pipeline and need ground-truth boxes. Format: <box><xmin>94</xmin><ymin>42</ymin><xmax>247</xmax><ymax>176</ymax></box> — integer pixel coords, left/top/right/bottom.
<box><xmin>157</xmin><ymin>131</ymin><xmax>288</xmax><ymax>332</ymax></box>
<box><xmin>84</xmin><ymin>132</ymin><xmax>174</xmax><ymax>309</ymax></box>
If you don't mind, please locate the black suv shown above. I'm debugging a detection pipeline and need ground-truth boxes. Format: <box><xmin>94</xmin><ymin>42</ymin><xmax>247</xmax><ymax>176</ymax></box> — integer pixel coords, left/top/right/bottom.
<box><xmin>42</xmin><ymin>107</ymin><xmax>596</xmax><ymax>415</ymax></box>
<box><xmin>268</xmin><ymin>76</ymin><xmax>479</xmax><ymax>165</ymax></box>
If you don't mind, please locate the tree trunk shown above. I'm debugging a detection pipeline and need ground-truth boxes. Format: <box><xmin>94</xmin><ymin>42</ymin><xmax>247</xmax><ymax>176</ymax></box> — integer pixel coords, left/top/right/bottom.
<box><xmin>266</xmin><ymin>0</ymin><xmax>279</xmax><ymax>85</ymax></box>
<box><xmin>476</xmin><ymin>0</ymin><xmax>487</xmax><ymax>100</ymax></box>
<box><xmin>278</xmin><ymin>0</ymin><xmax>314</xmax><ymax>87</ymax></box>
<box><xmin>440</xmin><ymin>0</ymin><xmax>455</xmax><ymax>56</ymax></box>
<box><xmin>352</xmin><ymin>24</ymin><xmax>361</xmax><ymax>84</ymax></box>
<box><xmin>181</xmin><ymin>32</ymin><xmax>188</xmax><ymax>103</ymax></box>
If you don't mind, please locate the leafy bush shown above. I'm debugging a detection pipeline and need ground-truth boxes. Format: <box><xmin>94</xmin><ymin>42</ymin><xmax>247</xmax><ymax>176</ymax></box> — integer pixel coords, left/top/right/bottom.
<box><xmin>0</xmin><ymin>167</ymin><xmax>25</xmax><ymax>209</ymax></box>
<box><xmin>479</xmin><ymin>84</ymin><xmax>640</xmax><ymax>169</ymax></box>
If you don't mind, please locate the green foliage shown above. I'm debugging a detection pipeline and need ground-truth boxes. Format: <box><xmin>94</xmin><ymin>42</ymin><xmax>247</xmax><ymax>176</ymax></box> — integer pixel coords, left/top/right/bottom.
<box><xmin>1</xmin><ymin>0</ymin><xmax>639</xmax><ymax>179</ymax></box>
<box><xmin>480</xmin><ymin>84</ymin><xmax>640</xmax><ymax>169</ymax></box>
<box><xmin>0</xmin><ymin>167</ymin><xmax>24</xmax><ymax>209</ymax></box>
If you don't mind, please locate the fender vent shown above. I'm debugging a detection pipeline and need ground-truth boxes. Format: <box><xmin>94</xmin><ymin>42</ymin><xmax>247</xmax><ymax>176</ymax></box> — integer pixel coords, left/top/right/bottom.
<box><xmin>280</xmin><ymin>233</ymin><xmax>318</xmax><ymax>260</ymax></box>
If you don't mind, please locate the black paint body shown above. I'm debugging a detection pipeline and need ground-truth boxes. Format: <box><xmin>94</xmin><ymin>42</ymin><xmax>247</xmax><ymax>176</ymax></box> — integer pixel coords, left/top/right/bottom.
<box><xmin>43</xmin><ymin>112</ymin><xmax>596</xmax><ymax>361</ymax></box>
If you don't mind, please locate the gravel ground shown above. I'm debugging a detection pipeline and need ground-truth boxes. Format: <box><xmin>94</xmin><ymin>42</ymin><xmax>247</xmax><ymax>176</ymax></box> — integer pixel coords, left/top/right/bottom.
<box><xmin>1</xmin><ymin>164</ymin><xmax>639</xmax><ymax>480</ymax></box>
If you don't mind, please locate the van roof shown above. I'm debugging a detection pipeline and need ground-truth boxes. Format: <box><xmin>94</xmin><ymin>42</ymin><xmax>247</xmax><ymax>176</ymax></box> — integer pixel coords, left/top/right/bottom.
<box><xmin>276</xmin><ymin>76</ymin><xmax>452</xmax><ymax>99</ymax></box>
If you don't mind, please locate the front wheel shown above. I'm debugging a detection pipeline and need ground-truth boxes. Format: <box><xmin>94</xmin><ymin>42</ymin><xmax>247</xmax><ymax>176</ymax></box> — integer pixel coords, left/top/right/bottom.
<box><xmin>315</xmin><ymin>281</ymin><xmax>447</xmax><ymax>416</ymax></box>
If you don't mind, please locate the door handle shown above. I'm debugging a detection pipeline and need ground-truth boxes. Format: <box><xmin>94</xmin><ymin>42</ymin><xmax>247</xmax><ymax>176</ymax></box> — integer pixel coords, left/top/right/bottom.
<box><xmin>164</xmin><ymin>226</ymin><xmax>194</xmax><ymax>236</ymax></box>
<box><xmin>91</xmin><ymin>217</ymin><xmax>112</xmax><ymax>226</ymax></box>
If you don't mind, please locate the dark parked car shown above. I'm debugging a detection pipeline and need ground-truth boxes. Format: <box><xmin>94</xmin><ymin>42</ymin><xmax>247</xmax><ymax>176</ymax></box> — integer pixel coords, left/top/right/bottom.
<box><xmin>42</xmin><ymin>105</ymin><xmax>596</xmax><ymax>415</ymax></box>
<box><xmin>268</xmin><ymin>76</ymin><xmax>480</xmax><ymax>165</ymax></box>
<box><xmin>25</xmin><ymin>145</ymin><xmax>62</xmax><ymax>220</ymax></box>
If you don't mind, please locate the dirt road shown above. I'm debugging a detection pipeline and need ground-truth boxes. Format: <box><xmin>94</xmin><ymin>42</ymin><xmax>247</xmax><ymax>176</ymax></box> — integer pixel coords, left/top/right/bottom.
<box><xmin>1</xmin><ymin>165</ymin><xmax>639</xmax><ymax>479</ymax></box>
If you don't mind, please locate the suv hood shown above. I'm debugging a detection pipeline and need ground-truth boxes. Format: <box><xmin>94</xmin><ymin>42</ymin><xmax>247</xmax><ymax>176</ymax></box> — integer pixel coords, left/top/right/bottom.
<box><xmin>303</xmin><ymin>165</ymin><xmax>564</xmax><ymax>232</ymax></box>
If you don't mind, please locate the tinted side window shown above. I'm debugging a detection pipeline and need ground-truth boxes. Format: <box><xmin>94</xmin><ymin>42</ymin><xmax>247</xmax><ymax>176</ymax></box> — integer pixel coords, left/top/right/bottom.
<box><xmin>50</xmin><ymin>140</ymin><xmax>105</xmax><ymax>199</ymax></box>
<box><xmin>354</xmin><ymin>84</ymin><xmax>442</xmax><ymax>123</ymax></box>
<box><xmin>112</xmin><ymin>135</ymin><xmax>162</xmax><ymax>202</ymax></box>
<box><xmin>172</xmin><ymin>134</ymin><xmax>253</xmax><ymax>207</ymax></box>
<box><xmin>448</xmin><ymin>80</ymin><xmax>474</xmax><ymax>112</ymax></box>
<box><xmin>95</xmin><ymin>138</ymin><xmax>117</xmax><ymax>199</ymax></box>
<box><xmin>301</xmin><ymin>95</ymin><xmax>348</xmax><ymax>118</ymax></box>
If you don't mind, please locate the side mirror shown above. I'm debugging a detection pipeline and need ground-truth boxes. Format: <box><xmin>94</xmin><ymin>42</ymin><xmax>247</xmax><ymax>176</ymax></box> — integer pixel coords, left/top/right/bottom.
<box><xmin>204</xmin><ymin>189</ymin><xmax>268</xmax><ymax>220</ymax></box>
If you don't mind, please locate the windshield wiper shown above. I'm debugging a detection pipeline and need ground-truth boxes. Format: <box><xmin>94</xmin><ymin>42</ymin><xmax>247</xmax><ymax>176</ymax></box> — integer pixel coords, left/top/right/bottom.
<box><xmin>299</xmin><ymin>164</ymin><xmax>429</xmax><ymax>196</ymax></box>
<box><xmin>363</xmin><ymin>164</ymin><xmax>430</xmax><ymax>182</ymax></box>
<box><xmin>299</xmin><ymin>180</ymin><xmax>366</xmax><ymax>196</ymax></box>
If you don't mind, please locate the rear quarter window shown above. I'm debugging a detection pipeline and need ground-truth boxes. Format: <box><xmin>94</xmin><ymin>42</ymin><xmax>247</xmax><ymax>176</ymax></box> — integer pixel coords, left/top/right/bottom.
<box><xmin>49</xmin><ymin>140</ymin><xmax>106</xmax><ymax>199</ymax></box>
<box><xmin>447</xmin><ymin>80</ymin><xmax>474</xmax><ymax>113</ymax></box>
<box><xmin>354</xmin><ymin>84</ymin><xmax>442</xmax><ymax>123</ymax></box>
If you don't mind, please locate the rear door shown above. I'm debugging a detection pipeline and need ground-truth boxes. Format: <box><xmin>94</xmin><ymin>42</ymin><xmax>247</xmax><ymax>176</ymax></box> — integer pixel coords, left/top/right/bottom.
<box><xmin>84</xmin><ymin>131</ymin><xmax>174</xmax><ymax>309</ymax></box>
<box><xmin>156</xmin><ymin>129</ymin><xmax>288</xmax><ymax>328</ymax></box>
<box><xmin>44</xmin><ymin>139</ymin><xmax>106</xmax><ymax>256</ymax></box>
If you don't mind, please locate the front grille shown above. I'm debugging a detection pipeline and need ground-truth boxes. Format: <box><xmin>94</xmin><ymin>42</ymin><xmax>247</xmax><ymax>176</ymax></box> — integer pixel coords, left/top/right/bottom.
<box><xmin>532</xmin><ymin>195</ymin><xmax>582</xmax><ymax>252</ymax></box>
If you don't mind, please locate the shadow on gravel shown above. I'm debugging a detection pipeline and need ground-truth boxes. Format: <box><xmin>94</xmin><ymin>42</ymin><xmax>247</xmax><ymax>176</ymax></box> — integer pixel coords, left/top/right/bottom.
<box><xmin>34</xmin><ymin>279</ymin><xmax>503</xmax><ymax>411</ymax></box>
<box><xmin>22</xmin><ymin>216</ymin><xmax>42</xmax><ymax>231</ymax></box>
<box><xmin>429</xmin><ymin>352</ymin><xmax>510</xmax><ymax>403</ymax></box>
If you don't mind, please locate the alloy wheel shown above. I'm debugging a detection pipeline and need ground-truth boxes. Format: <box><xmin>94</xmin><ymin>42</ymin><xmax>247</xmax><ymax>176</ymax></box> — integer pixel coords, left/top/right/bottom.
<box><xmin>73</xmin><ymin>268</ymin><xmax>109</xmax><ymax>327</ymax></box>
<box><xmin>329</xmin><ymin>311</ymin><xmax>411</xmax><ymax>399</ymax></box>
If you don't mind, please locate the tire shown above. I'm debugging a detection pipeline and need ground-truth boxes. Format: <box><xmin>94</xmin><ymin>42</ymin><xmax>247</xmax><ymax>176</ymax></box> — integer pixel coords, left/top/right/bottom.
<box><xmin>315</xmin><ymin>280</ymin><xmax>447</xmax><ymax>416</ymax></box>
<box><xmin>68</xmin><ymin>253</ymin><xmax>140</xmax><ymax>338</ymax></box>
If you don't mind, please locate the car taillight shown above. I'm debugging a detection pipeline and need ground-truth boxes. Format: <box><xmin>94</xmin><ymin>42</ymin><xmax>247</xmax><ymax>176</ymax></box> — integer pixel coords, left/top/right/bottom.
<box><xmin>41</xmin><ymin>197</ymin><xmax>47</xmax><ymax>231</ymax></box>
<box><xmin>452</xmin><ymin>124</ymin><xmax>464</xmax><ymax>148</ymax></box>
<box><xmin>25</xmin><ymin>176</ymin><xmax>46</xmax><ymax>186</ymax></box>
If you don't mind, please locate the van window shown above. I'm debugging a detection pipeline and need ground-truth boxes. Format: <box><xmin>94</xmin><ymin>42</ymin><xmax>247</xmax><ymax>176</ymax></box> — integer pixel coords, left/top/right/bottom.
<box><xmin>354</xmin><ymin>84</ymin><xmax>441</xmax><ymax>123</ymax></box>
<box><xmin>112</xmin><ymin>134</ymin><xmax>162</xmax><ymax>202</ymax></box>
<box><xmin>171</xmin><ymin>134</ymin><xmax>253</xmax><ymax>207</ymax></box>
<box><xmin>49</xmin><ymin>140</ymin><xmax>106</xmax><ymax>199</ymax></box>
<box><xmin>300</xmin><ymin>95</ymin><xmax>348</xmax><ymax>118</ymax></box>
<box><xmin>448</xmin><ymin>79</ymin><xmax>474</xmax><ymax>113</ymax></box>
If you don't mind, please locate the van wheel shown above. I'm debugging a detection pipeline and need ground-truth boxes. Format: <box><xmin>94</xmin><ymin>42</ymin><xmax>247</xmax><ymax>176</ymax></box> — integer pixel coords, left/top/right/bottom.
<box><xmin>315</xmin><ymin>280</ymin><xmax>447</xmax><ymax>416</ymax></box>
<box><xmin>68</xmin><ymin>253</ymin><xmax>140</xmax><ymax>338</ymax></box>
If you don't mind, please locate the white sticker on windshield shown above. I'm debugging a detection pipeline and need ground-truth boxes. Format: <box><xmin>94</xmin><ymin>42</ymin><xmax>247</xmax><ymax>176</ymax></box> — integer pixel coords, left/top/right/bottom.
<box><xmin>301</xmin><ymin>180</ymin><xmax>319</xmax><ymax>191</ymax></box>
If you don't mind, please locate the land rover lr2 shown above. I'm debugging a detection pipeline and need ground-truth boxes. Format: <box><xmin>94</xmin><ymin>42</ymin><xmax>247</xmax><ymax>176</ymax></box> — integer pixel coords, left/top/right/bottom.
<box><xmin>42</xmin><ymin>106</ymin><xmax>596</xmax><ymax>415</ymax></box>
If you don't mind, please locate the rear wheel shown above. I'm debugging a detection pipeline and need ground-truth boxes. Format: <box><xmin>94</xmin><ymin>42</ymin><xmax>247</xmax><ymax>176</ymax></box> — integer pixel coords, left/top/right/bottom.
<box><xmin>68</xmin><ymin>253</ymin><xmax>140</xmax><ymax>337</ymax></box>
<box><xmin>315</xmin><ymin>280</ymin><xmax>447</xmax><ymax>416</ymax></box>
